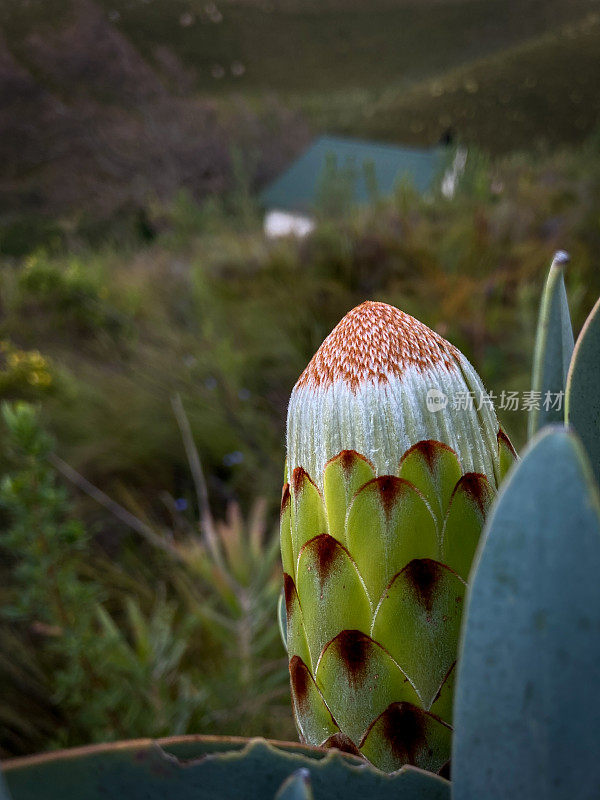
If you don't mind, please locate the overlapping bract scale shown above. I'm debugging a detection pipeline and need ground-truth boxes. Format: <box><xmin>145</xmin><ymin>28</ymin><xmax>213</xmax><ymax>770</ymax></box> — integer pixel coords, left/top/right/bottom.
<box><xmin>296</xmin><ymin>535</ymin><xmax>371</xmax><ymax>668</ymax></box>
<box><xmin>441</xmin><ymin>473</ymin><xmax>494</xmax><ymax>581</ymax></box>
<box><xmin>283</xmin><ymin>573</ymin><xmax>312</xmax><ymax>669</ymax></box>
<box><xmin>360</xmin><ymin>702</ymin><xmax>452</xmax><ymax>775</ymax></box>
<box><xmin>398</xmin><ymin>440</ymin><xmax>462</xmax><ymax>531</ymax></box>
<box><xmin>346</xmin><ymin>476</ymin><xmax>438</xmax><ymax>606</ymax></box>
<box><xmin>289</xmin><ymin>655</ymin><xmax>339</xmax><ymax>745</ymax></box>
<box><xmin>280</xmin><ymin>439</ymin><xmax>501</xmax><ymax>773</ymax></box>
<box><xmin>323</xmin><ymin>450</ymin><xmax>375</xmax><ymax>545</ymax></box>
<box><xmin>371</xmin><ymin>560</ymin><xmax>466</xmax><ymax>708</ymax></box>
<box><xmin>316</xmin><ymin>630</ymin><xmax>420</xmax><ymax>746</ymax></box>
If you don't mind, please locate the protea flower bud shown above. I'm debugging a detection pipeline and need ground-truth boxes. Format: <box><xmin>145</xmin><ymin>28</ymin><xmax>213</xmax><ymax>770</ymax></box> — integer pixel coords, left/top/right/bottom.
<box><xmin>280</xmin><ymin>301</ymin><xmax>514</xmax><ymax>774</ymax></box>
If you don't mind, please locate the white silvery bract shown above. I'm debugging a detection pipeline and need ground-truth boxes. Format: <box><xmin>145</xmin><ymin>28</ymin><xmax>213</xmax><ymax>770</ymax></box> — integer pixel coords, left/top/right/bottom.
<box><xmin>287</xmin><ymin>301</ymin><xmax>502</xmax><ymax>490</ymax></box>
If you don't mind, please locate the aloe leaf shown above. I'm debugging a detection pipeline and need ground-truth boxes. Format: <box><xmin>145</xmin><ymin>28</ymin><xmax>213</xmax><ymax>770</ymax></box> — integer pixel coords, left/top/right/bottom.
<box><xmin>453</xmin><ymin>427</ymin><xmax>600</xmax><ymax>800</ymax></box>
<box><xmin>528</xmin><ymin>251</ymin><xmax>574</xmax><ymax>438</ymax></box>
<box><xmin>4</xmin><ymin>738</ymin><xmax>450</xmax><ymax>800</ymax></box>
<box><xmin>274</xmin><ymin>769</ymin><xmax>313</xmax><ymax>800</ymax></box>
<box><xmin>566</xmin><ymin>296</ymin><xmax>600</xmax><ymax>486</ymax></box>
<box><xmin>0</xmin><ymin>772</ymin><xmax>12</xmax><ymax>800</ymax></box>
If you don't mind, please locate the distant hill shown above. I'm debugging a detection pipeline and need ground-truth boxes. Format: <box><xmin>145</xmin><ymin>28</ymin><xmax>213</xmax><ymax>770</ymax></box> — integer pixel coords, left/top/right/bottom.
<box><xmin>304</xmin><ymin>13</ymin><xmax>600</xmax><ymax>152</ymax></box>
<box><xmin>0</xmin><ymin>0</ymin><xmax>307</xmax><ymax>238</ymax></box>
<box><xmin>94</xmin><ymin>0</ymin><xmax>596</xmax><ymax>93</ymax></box>
<box><xmin>0</xmin><ymin>0</ymin><xmax>599</xmax><ymax>236</ymax></box>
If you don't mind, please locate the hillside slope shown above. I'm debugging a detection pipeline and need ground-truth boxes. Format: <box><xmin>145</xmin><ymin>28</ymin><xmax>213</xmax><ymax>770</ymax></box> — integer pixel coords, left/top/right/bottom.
<box><xmin>0</xmin><ymin>0</ymin><xmax>307</xmax><ymax>238</ymax></box>
<box><xmin>0</xmin><ymin>0</ymin><xmax>599</xmax><ymax>236</ymax></box>
<box><xmin>96</xmin><ymin>0</ymin><xmax>595</xmax><ymax>93</ymax></box>
<box><xmin>305</xmin><ymin>12</ymin><xmax>600</xmax><ymax>152</ymax></box>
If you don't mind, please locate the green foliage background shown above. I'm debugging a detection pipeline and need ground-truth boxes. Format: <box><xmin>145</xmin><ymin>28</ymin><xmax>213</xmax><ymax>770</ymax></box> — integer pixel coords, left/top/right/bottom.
<box><xmin>1</xmin><ymin>134</ymin><xmax>600</xmax><ymax>757</ymax></box>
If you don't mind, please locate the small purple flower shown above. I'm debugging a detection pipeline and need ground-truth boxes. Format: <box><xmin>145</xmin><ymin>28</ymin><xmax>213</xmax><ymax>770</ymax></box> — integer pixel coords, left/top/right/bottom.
<box><xmin>223</xmin><ymin>451</ymin><xmax>244</xmax><ymax>467</ymax></box>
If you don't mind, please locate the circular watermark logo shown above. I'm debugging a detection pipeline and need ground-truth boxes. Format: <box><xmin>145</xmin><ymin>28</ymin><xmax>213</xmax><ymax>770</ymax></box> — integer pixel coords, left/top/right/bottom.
<box><xmin>426</xmin><ymin>388</ymin><xmax>448</xmax><ymax>412</ymax></box>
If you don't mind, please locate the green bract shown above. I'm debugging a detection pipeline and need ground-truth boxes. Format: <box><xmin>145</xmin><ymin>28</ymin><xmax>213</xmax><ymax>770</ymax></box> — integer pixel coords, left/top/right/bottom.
<box><xmin>281</xmin><ymin>302</ymin><xmax>513</xmax><ymax>773</ymax></box>
<box><xmin>280</xmin><ymin>441</ymin><xmax>510</xmax><ymax>773</ymax></box>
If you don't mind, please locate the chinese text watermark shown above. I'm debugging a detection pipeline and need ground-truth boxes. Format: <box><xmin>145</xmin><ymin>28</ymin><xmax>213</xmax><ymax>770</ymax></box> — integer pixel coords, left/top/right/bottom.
<box><xmin>426</xmin><ymin>389</ymin><xmax>564</xmax><ymax>413</ymax></box>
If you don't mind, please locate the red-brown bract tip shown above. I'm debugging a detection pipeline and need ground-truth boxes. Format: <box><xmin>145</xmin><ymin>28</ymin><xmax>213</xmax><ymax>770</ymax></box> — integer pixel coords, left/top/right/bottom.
<box><xmin>294</xmin><ymin>301</ymin><xmax>460</xmax><ymax>392</ymax></box>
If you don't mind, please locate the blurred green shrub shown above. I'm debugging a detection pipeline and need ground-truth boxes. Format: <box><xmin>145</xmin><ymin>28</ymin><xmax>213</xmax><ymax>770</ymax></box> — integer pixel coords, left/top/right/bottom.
<box><xmin>152</xmin><ymin>189</ymin><xmax>227</xmax><ymax>246</ymax></box>
<box><xmin>15</xmin><ymin>252</ymin><xmax>134</xmax><ymax>343</ymax></box>
<box><xmin>1</xmin><ymin>136</ymin><xmax>600</xmax><ymax>756</ymax></box>
<box><xmin>0</xmin><ymin>215</ymin><xmax>65</xmax><ymax>258</ymax></box>
<box><xmin>173</xmin><ymin>498</ymin><xmax>289</xmax><ymax>733</ymax></box>
<box><xmin>0</xmin><ymin>341</ymin><xmax>53</xmax><ymax>399</ymax></box>
<box><xmin>0</xmin><ymin>401</ymin><xmax>103</xmax><ymax>747</ymax></box>
<box><xmin>0</xmin><ymin>402</ymin><xmax>292</xmax><ymax>755</ymax></box>
<box><xmin>151</xmin><ymin>154</ymin><xmax>260</xmax><ymax>249</ymax></box>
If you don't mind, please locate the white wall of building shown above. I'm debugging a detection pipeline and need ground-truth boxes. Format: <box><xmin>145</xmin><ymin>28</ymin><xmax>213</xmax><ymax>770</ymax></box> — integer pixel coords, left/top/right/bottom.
<box><xmin>264</xmin><ymin>209</ymin><xmax>316</xmax><ymax>239</ymax></box>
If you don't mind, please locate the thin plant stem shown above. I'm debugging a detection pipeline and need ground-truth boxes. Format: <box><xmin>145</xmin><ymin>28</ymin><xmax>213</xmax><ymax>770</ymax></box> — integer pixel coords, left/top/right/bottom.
<box><xmin>49</xmin><ymin>453</ymin><xmax>184</xmax><ymax>562</ymax></box>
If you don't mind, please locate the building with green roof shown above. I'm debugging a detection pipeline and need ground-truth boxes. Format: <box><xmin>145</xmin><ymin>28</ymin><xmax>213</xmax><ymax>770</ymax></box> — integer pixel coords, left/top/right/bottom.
<box><xmin>260</xmin><ymin>134</ymin><xmax>462</xmax><ymax>237</ymax></box>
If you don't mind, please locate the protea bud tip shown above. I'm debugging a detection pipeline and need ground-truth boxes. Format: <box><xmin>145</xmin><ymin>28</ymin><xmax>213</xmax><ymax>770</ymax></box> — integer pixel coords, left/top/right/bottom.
<box><xmin>287</xmin><ymin>301</ymin><xmax>502</xmax><ymax>489</ymax></box>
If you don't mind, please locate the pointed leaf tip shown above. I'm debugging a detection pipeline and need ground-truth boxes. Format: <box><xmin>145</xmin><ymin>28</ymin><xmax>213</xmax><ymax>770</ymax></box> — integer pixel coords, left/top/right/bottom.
<box><xmin>290</xmin><ymin>469</ymin><xmax>327</xmax><ymax>574</ymax></box>
<box><xmin>277</xmin><ymin>587</ymin><xmax>287</xmax><ymax>651</ymax></box>
<box><xmin>528</xmin><ymin>254</ymin><xmax>574</xmax><ymax>438</ymax></box>
<box><xmin>283</xmin><ymin>573</ymin><xmax>311</xmax><ymax>667</ymax></box>
<box><xmin>442</xmin><ymin>473</ymin><xmax>493</xmax><ymax>581</ymax></box>
<box><xmin>280</xmin><ymin>483</ymin><xmax>294</xmax><ymax>575</ymax></box>
<box><xmin>296</xmin><ymin>535</ymin><xmax>371</xmax><ymax>667</ymax></box>
<box><xmin>372</xmin><ymin>560</ymin><xmax>465</xmax><ymax>708</ymax></box>
<box><xmin>323</xmin><ymin>450</ymin><xmax>375</xmax><ymax>545</ymax></box>
<box><xmin>497</xmin><ymin>429</ymin><xmax>517</xmax><ymax>483</ymax></box>
<box><xmin>553</xmin><ymin>249</ymin><xmax>570</xmax><ymax>265</ymax></box>
<box><xmin>281</xmin><ymin>482</ymin><xmax>291</xmax><ymax>511</ymax></box>
<box><xmin>398</xmin><ymin>440</ymin><xmax>462</xmax><ymax>528</ymax></box>
<box><xmin>346</xmin><ymin>476</ymin><xmax>438</xmax><ymax>604</ymax></box>
<box><xmin>322</xmin><ymin>733</ymin><xmax>362</xmax><ymax>757</ymax></box>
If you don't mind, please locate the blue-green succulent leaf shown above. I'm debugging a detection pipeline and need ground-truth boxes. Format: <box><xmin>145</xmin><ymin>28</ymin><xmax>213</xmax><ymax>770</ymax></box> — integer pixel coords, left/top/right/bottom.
<box><xmin>453</xmin><ymin>427</ymin><xmax>600</xmax><ymax>800</ymax></box>
<box><xmin>3</xmin><ymin>737</ymin><xmax>450</xmax><ymax>800</ymax></box>
<box><xmin>528</xmin><ymin>251</ymin><xmax>574</xmax><ymax>438</ymax></box>
<box><xmin>566</xmin><ymin>296</ymin><xmax>600</xmax><ymax>486</ymax></box>
<box><xmin>0</xmin><ymin>771</ymin><xmax>13</xmax><ymax>800</ymax></box>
